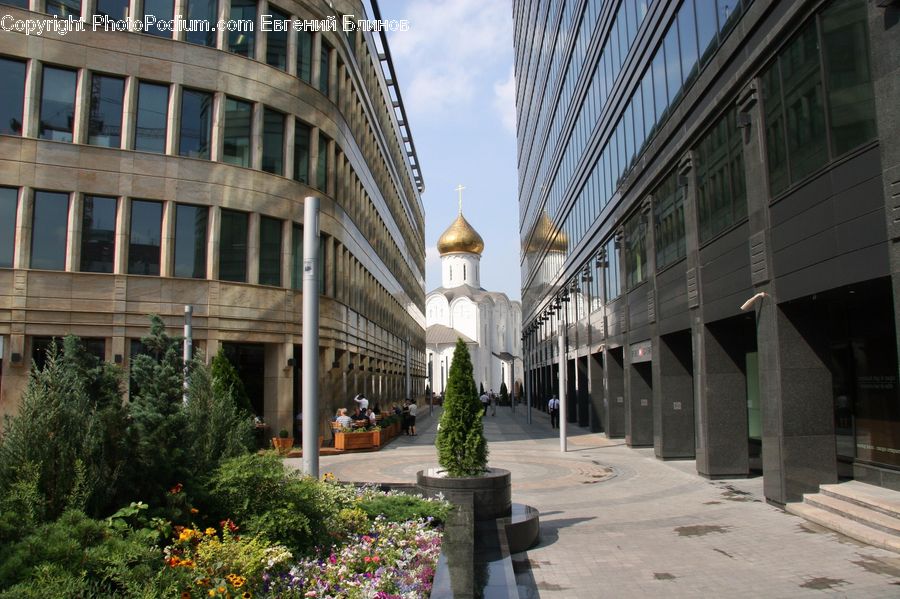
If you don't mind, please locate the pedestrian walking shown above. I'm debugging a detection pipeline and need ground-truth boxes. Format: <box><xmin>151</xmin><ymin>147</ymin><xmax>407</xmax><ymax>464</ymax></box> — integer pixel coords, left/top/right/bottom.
<box><xmin>548</xmin><ymin>395</ymin><xmax>560</xmax><ymax>428</ymax></box>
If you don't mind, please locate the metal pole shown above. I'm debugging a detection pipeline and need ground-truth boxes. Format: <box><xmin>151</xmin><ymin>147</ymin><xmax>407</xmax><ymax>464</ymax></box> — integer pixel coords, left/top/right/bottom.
<box><xmin>405</xmin><ymin>337</ymin><xmax>411</xmax><ymax>400</ymax></box>
<box><xmin>301</xmin><ymin>196</ymin><xmax>320</xmax><ymax>478</ymax></box>
<box><xmin>428</xmin><ymin>350</ymin><xmax>434</xmax><ymax>416</ymax></box>
<box><xmin>526</xmin><ymin>333</ymin><xmax>532</xmax><ymax>424</ymax></box>
<box><xmin>511</xmin><ymin>357</ymin><xmax>515</xmax><ymax>414</ymax></box>
<box><xmin>183</xmin><ymin>304</ymin><xmax>192</xmax><ymax>404</ymax></box>
<box><xmin>559</xmin><ymin>312</ymin><xmax>567</xmax><ymax>453</ymax></box>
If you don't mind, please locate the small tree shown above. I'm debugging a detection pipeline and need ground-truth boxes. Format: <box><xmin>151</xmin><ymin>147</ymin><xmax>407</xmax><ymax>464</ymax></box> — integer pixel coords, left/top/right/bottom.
<box><xmin>436</xmin><ymin>339</ymin><xmax>488</xmax><ymax>476</ymax></box>
<box><xmin>210</xmin><ymin>347</ymin><xmax>253</xmax><ymax>416</ymax></box>
<box><xmin>499</xmin><ymin>382</ymin><xmax>509</xmax><ymax>406</ymax></box>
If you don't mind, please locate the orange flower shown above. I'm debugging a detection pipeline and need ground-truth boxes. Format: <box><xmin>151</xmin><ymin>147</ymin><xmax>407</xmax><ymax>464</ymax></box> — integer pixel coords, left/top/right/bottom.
<box><xmin>170</xmin><ymin>483</ymin><xmax>184</xmax><ymax>494</ymax></box>
<box><xmin>190</xmin><ymin>507</ymin><xmax>200</xmax><ymax>514</ymax></box>
<box><xmin>181</xmin><ymin>592</ymin><xmax>191</xmax><ymax>599</ymax></box>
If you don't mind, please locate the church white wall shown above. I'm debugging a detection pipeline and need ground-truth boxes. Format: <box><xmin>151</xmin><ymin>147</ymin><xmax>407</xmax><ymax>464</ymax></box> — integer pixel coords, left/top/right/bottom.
<box><xmin>450</xmin><ymin>298</ymin><xmax>479</xmax><ymax>344</ymax></box>
<box><xmin>441</xmin><ymin>253</ymin><xmax>481</xmax><ymax>288</ymax></box>
<box><xmin>425</xmin><ymin>294</ymin><xmax>450</xmax><ymax>326</ymax></box>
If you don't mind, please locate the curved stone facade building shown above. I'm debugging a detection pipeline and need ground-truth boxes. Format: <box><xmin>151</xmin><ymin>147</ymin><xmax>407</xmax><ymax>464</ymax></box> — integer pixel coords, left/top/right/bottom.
<box><xmin>0</xmin><ymin>0</ymin><xmax>426</xmax><ymax>435</ymax></box>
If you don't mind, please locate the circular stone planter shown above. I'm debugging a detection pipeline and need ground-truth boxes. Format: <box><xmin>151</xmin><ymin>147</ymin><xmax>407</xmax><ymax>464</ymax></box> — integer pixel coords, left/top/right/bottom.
<box><xmin>417</xmin><ymin>467</ymin><xmax>511</xmax><ymax>521</ymax></box>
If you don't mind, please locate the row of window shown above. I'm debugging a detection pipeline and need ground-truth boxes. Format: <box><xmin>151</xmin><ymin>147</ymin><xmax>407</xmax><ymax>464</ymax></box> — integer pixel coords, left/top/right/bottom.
<box><xmin>0</xmin><ymin>187</ymin><xmax>418</xmax><ymax>337</ymax></box>
<box><xmin>524</xmin><ymin>0</ymin><xmax>877</xmax><ymax>313</ymax></box>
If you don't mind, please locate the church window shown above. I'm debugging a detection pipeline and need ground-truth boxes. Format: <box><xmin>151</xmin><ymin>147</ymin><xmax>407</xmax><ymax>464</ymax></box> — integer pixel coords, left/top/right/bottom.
<box><xmin>449</xmin><ymin>265</ymin><xmax>453</xmax><ymax>281</ymax></box>
<box><xmin>464</xmin><ymin>264</ymin><xmax>467</xmax><ymax>281</ymax></box>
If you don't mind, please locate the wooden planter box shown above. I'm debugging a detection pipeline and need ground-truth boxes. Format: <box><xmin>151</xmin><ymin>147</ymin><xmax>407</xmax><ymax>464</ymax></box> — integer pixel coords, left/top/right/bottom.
<box><xmin>334</xmin><ymin>430</ymin><xmax>377</xmax><ymax>450</ymax></box>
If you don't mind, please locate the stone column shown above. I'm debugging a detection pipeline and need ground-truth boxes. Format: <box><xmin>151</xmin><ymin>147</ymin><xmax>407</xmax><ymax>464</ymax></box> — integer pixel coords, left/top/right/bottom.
<box><xmin>210</xmin><ymin>92</ymin><xmax>226</xmax><ymax>162</ymax></box>
<box><xmin>66</xmin><ymin>193</ymin><xmax>82</xmax><ymax>272</ymax></box>
<box><xmin>654</xmin><ymin>331</ymin><xmax>695</xmax><ymax>459</ymax></box>
<box><xmin>206</xmin><ymin>205</ymin><xmax>221</xmax><ymax>280</ymax></box>
<box><xmin>72</xmin><ymin>69</ymin><xmax>90</xmax><ymax>145</ymax></box>
<box><xmin>283</xmin><ymin>116</ymin><xmax>295</xmax><ymax>181</ymax></box>
<box><xmin>21</xmin><ymin>61</ymin><xmax>41</xmax><ymax>139</ymax></box>
<box><xmin>247</xmin><ymin>212</ymin><xmax>260</xmax><ymax>284</ymax></box>
<box><xmin>165</xmin><ymin>83</ymin><xmax>180</xmax><ymax>155</ymax></box>
<box><xmin>604</xmin><ymin>347</ymin><xmax>625</xmax><ymax>438</ymax></box>
<box><xmin>160</xmin><ymin>200</ymin><xmax>176</xmax><ymax>277</ymax></box>
<box><xmin>589</xmin><ymin>351</ymin><xmax>604</xmax><ymax>432</ymax></box>
<box><xmin>263</xmin><ymin>341</ymin><xmax>293</xmax><ymax>439</ymax></box>
<box><xmin>114</xmin><ymin>196</ymin><xmax>130</xmax><ymax>274</ymax></box>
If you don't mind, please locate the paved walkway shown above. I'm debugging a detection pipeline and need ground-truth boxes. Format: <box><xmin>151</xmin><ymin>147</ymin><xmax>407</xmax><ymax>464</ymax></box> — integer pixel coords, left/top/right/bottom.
<box><xmin>294</xmin><ymin>405</ymin><xmax>900</xmax><ymax>598</ymax></box>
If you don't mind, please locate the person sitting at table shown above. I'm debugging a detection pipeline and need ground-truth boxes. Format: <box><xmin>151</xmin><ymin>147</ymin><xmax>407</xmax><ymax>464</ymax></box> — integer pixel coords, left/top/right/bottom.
<box><xmin>335</xmin><ymin>408</ymin><xmax>352</xmax><ymax>429</ymax></box>
<box><xmin>368</xmin><ymin>408</ymin><xmax>378</xmax><ymax>428</ymax></box>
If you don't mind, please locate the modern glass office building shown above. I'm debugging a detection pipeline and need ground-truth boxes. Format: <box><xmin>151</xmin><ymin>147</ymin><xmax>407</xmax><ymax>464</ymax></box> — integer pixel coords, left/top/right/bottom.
<box><xmin>514</xmin><ymin>0</ymin><xmax>900</xmax><ymax>503</ymax></box>
<box><xmin>0</xmin><ymin>0</ymin><xmax>427</xmax><ymax>437</ymax></box>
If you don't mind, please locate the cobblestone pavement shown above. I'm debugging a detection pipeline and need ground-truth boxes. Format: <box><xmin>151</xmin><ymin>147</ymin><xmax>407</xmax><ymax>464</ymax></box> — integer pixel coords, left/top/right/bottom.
<box><xmin>296</xmin><ymin>405</ymin><xmax>900</xmax><ymax>598</ymax></box>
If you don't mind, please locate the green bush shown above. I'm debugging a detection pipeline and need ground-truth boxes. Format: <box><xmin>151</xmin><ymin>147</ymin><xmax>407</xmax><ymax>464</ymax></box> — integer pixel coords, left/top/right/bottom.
<box><xmin>204</xmin><ymin>453</ymin><xmax>337</xmax><ymax>556</ymax></box>
<box><xmin>358</xmin><ymin>494</ymin><xmax>451</xmax><ymax>525</ymax></box>
<box><xmin>436</xmin><ymin>339</ymin><xmax>488</xmax><ymax>476</ymax></box>
<box><xmin>0</xmin><ymin>336</ymin><xmax>130</xmax><ymax>520</ymax></box>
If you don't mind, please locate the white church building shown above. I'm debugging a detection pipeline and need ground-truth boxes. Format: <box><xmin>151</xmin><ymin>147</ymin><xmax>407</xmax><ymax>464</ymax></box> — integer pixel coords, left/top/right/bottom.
<box><xmin>425</xmin><ymin>207</ymin><xmax>522</xmax><ymax>398</ymax></box>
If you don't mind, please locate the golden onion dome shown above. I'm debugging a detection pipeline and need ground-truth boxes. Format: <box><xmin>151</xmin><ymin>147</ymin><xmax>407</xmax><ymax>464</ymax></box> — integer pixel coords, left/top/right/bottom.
<box><xmin>437</xmin><ymin>212</ymin><xmax>484</xmax><ymax>255</ymax></box>
<box><xmin>523</xmin><ymin>211</ymin><xmax>568</xmax><ymax>255</ymax></box>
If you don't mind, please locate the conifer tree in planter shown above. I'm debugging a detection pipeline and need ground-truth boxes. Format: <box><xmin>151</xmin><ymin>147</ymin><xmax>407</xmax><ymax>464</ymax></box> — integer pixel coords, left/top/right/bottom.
<box><xmin>436</xmin><ymin>339</ymin><xmax>487</xmax><ymax>476</ymax></box>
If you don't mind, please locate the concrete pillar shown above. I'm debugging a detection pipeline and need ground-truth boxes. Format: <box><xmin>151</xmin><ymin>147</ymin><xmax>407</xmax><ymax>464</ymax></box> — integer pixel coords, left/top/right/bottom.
<box><xmin>165</xmin><ymin>83</ymin><xmax>180</xmax><ymax>155</ymax></box>
<box><xmin>206</xmin><ymin>205</ymin><xmax>220</xmax><ymax>280</ymax></box>
<box><xmin>653</xmin><ymin>331</ymin><xmax>695</xmax><ymax>459</ymax></box>
<box><xmin>589</xmin><ymin>352</ymin><xmax>604</xmax><ymax>432</ymax></box>
<box><xmin>626</xmin><ymin>355</ymin><xmax>653</xmax><ymax>447</ymax></box>
<box><xmin>283</xmin><ymin>116</ymin><xmax>295</xmax><ymax>181</ymax></box>
<box><xmin>210</xmin><ymin>92</ymin><xmax>226</xmax><ymax>162</ymax></box>
<box><xmin>66</xmin><ymin>192</ymin><xmax>82</xmax><ymax>272</ymax></box>
<box><xmin>160</xmin><ymin>200</ymin><xmax>176</xmax><ymax>277</ymax></box>
<box><xmin>695</xmin><ymin>319</ymin><xmax>749</xmax><ymax>478</ymax></box>
<box><xmin>264</xmin><ymin>341</ymin><xmax>292</xmax><ymax>437</ymax></box>
<box><xmin>577</xmin><ymin>355</ymin><xmax>589</xmax><ymax>427</ymax></box>
<box><xmin>72</xmin><ymin>69</ymin><xmax>90</xmax><ymax>145</ymax></box>
<box><xmin>114</xmin><ymin>196</ymin><xmax>130</xmax><ymax>274</ymax></box>
<box><xmin>21</xmin><ymin>60</ymin><xmax>41</xmax><ymax>139</ymax></box>
<box><xmin>251</xmin><ymin>102</ymin><xmax>263</xmax><ymax>171</ymax></box>
<box><xmin>247</xmin><ymin>212</ymin><xmax>260</xmax><ymax>284</ymax></box>
<box><xmin>311</xmin><ymin>31</ymin><xmax>322</xmax><ymax>93</ymax></box>
<box><xmin>604</xmin><ymin>347</ymin><xmax>625</xmax><ymax>438</ymax></box>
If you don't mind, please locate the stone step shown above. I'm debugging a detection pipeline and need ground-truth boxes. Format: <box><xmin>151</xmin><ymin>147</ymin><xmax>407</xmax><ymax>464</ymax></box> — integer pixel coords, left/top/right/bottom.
<box><xmin>803</xmin><ymin>492</ymin><xmax>900</xmax><ymax>537</ymax></box>
<box><xmin>819</xmin><ymin>481</ymin><xmax>900</xmax><ymax>520</ymax></box>
<box><xmin>786</xmin><ymin>502</ymin><xmax>900</xmax><ymax>554</ymax></box>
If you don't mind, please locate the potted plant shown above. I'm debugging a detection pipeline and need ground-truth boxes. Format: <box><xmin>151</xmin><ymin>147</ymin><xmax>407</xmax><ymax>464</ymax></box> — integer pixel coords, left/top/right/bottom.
<box><xmin>272</xmin><ymin>428</ymin><xmax>294</xmax><ymax>454</ymax></box>
<box><xmin>419</xmin><ymin>338</ymin><xmax>510</xmax><ymax>521</ymax></box>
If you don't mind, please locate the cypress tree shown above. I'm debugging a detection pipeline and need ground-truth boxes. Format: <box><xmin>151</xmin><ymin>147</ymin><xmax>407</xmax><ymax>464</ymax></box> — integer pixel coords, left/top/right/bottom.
<box><xmin>436</xmin><ymin>339</ymin><xmax>488</xmax><ymax>476</ymax></box>
<box><xmin>500</xmin><ymin>381</ymin><xmax>509</xmax><ymax>406</ymax></box>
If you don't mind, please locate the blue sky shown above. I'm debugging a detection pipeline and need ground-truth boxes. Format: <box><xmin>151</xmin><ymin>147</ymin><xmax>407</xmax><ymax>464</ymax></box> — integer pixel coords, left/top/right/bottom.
<box><xmin>385</xmin><ymin>0</ymin><xmax>521</xmax><ymax>301</ymax></box>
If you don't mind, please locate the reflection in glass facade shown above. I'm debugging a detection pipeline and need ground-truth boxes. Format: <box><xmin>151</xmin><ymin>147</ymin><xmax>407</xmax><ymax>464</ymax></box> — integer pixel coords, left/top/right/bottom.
<box><xmin>186</xmin><ymin>0</ymin><xmax>217</xmax><ymax>46</ymax></box>
<box><xmin>46</xmin><ymin>0</ymin><xmax>80</xmax><ymax>18</ymax></box>
<box><xmin>128</xmin><ymin>200</ymin><xmax>162</xmax><ymax>275</ymax></box>
<box><xmin>0</xmin><ymin>58</ymin><xmax>25</xmax><ymax>136</ymax></box>
<box><xmin>88</xmin><ymin>75</ymin><xmax>124</xmax><ymax>148</ymax></box>
<box><xmin>219</xmin><ymin>209</ymin><xmax>248</xmax><ymax>282</ymax></box>
<box><xmin>81</xmin><ymin>195</ymin><xmax>117</xmax><ymax>273</ymax></box>
<box><xmin>143</xmin><ymin>0</ymin><xmax>174</xmax><ymax>37</ymax></box>
<box><xmin>266</xmin><ymin>7</ymin><xmax>289</xmax><ymax>70</ymax></box>
<box><xmin>294</xmin><ymin>121</ymin><xmax>311</xmax><ymax>184</ymax></box>
<box><xmin>39</xmin><ymin>67</ymin><xmax>77</xmax><ymax>142</ymax></box>
<box><xmin>316</xmin><ymin>132</ymin><xmax>328</xmax><ymax>191</ymax></box>
<box><xmin>179</xmin><ymin>89</ymin><xmax>213</xmax><ymax>159</ymax></box>
<box><xmin>223</xmin><ymin>97</ymin><xmax>252</xmax><ymax>167</ymax></box>
<box><xmin>297</xmin><ymin>31</ymin><xmax>313</xmax><ymax>83</ymax></box>
<box><xmin>135</xmin><ymin>82</ymin><xmax>169</xmax><ymax>153</ymax></box>
<box><xmin>319</xmin><ymin>41</ymin><xmax>331</xmax><ymax>95</ymax></box>
<box><xmin>259</xmin><ymin>216</ymin><xmax>282</xmax><ymax>286</ymax></box>
<box><xmin>174</xmin><ymin>204</ymin><xmax>208</xmax><ymax>279</ymax></box>
<box><xmin>653</xmin><ymin>171</ymin><xmax>685</xmax><ymax>270</ymax></box>
<box><xmin>95</xmin><ymin>0</ymin><xmax>128</xmax><ymax>19</ymax></box>
<box><xmin>31</xmin><ymin>191</ymin><xmax>69</xmax><ymax>271</ymax></box>
<box><xmin>262</xmin><ymin>108</ymin><xmax>284</xmax><ymax>175</ymax></box>
<box><xmin>0</xmin><ymin>188</ymin><xmax>17</xmax><ymax>268</ymax></box>
<box><xmin>229</xmin><ymin>0</ymin><xmax>256</xmax><ymax>57</ymax></box>
<box><xmin>696</xmin><ymin>108</ymin><xmax>746</xmax><ymax>243</ymax></box>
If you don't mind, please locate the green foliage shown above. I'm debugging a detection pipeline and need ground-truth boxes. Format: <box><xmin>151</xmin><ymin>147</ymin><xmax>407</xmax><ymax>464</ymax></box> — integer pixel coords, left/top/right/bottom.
<box><xmin>0</xmin><ymin>510</ymin><xmax>173</xmax><ymax>597</ymax></box>
<box><xmin>204</xmin><ymin>453</ymin><xmax>336</xmax><ymax>556</ymax></box>
<box><xmin>0</xmin><ymin>336</ymin><xmax>129</xmax><ymax>520</ymax></box>
<box><xmin>358</xmin><ymin>494</ymin><xmax>451</xmax><ymax>525</ymax></box>
<box><xmin>126</xmin><ymin>315</ymin><xmax>190</xmax><ymax>507</ymax></box>
<box><xmin>210</xmin><ymin>347</ymin><xmax>252</xmax><ymax>416</ymax></box>
<box><xmin>183</xmin><ymin>353</ymin><xmax>254</xmax><ymax>490</ymax></box>
<box><xmin>500</xmin><ymin>382</ymin><xmax>509</xmax><ymax>406</ymax></box>
<box><xmin>436</xmin><ymin>339</ymin><xmax>488</xmax><ymax>476</ymax></box>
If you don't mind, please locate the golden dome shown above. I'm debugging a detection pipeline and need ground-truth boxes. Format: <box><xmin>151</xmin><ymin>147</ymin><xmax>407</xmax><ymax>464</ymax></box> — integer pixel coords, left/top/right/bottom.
<box><xmin>523</xmin><ymin>211</ymin><xmax>568</xmax><ymax>255</ymax></box>
<box><xmin>437</xmin><ymin>212</ymin><xmax>485</xmax><ymax>255</ymax></box>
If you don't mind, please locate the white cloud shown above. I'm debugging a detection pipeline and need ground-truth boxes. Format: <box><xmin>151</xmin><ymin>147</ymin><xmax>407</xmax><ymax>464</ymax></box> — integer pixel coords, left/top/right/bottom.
<box><xmin>389</xmin><ymin>0</ymin><xmax>513</xmax><ymax>117</ymax></box>
<box><xmin>493</xmin><ymin>67</ymin><xmax>517</xmax><ymax>135</ymax></box>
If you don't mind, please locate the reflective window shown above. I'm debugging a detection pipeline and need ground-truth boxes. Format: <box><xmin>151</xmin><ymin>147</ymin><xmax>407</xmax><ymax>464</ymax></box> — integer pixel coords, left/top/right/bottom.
<box><xmin>0</xmin><ymin>188</ymin><xmax>17</xmax><ymax>268</ymax></box>
<box><xmin>624</xmin><ymin>211</ymin><xmax>646</xmax><ymax>289</ymax></box>
<box><xmin>291</xmin><ymin>223</ymin><xmax>302</xmax><ymax>289</ymax></box>
<box><xmin>179</xmin><ymin>89</ymin><xmax>213</xmax><ymax>159</ymax></box>
<box><xmin>822</xmin><ymin>0</ymin><xmax>876</xmax><ymax>156</ymax></box>
<box><xmin>223</xmin><ymin>97</ymin><xmax>252</xmax><ymax>167</ymax></box>
<box><xmin>1</xmin><ymin>0</ymin><xmax>28</xmax><ymax>7</ymax></box>
<box><xmin>319</xmin><ymin>40</ymin><xmax>331</xmax><ymax>95</ymax></box>
<box><xmin>219</xmin><ymin>209</ymin><xmax>248</xmax><ymax>282</ymax></box>
<box><xmin>651</xmin><ymin>48</ymin><xmax>667</xmax><ymax>122</ymax></box>
<box><xmin>266</xmin><ymin>7</ymin><xmax>289</xmax><ymax>70</ymax></box>
<box><xmin>762</xmin><ymin>63</ymin><xmax>788</xmax><ymax>196</ymax></box>
<box><xmin>80</xmin><ymin>195</ymin><xmax>117</xmax><ymax>273</ymax></box>
<box><xmin>297</xmin><ymin>31</ymin><xmax>313</xmax><ymax>83</ymax></box>
<box><xmin>128</xmin><ymin>200</ymin><xmax>162</xmax><ymax>275</ymax></box>
<box><xmin>294</xmin><ymin>120</ymin><xmax>311</xmax><ymax>184</ymax></box>
<box><xmin>663</xmin><ymin>24</ymin><xmax>682</xmax><ymax>103</ymax></box>
<box><xmin>717</xmin><ymin>0</ymin><xmax>741</xmax><ymax>36</ymax></box>
<box><xmin>696</xmin><ymin>108</ymin><xmax>746</xmax><ymax>243</ymax></box>
<box><xmin>678</xmin><ymin>0</ymin><xmax>699</xmax><ymax>86</ymax></box>
<box><xmin>316</xmin><ymin>132</ymin><xmax>329</xmax><ymax>191</ymax></box>
<box><xmin>603</xmin><ymin>237</ymin><xmax>620</xmax><ymax>301</ymax></box>
<box><xmin>229</xmin><ymin>0</ymin><xmax>256</xmax><ymax>56</ymax></box>
<box><xmin>653</xmin><ymin>171</ymin><xmax>686</xmax><ymax>269</ymax></box>
<box><xmin>695</xmin><ymin>0</ymin><xmax>718</xmax><ymax>66</ymax></box>
<box><xmin>0</xmin><ymin>58</ymin><xmax>25</xmax><ymax>136</ymax></box>
<box><xmin>261</xmin><ymin>108</ymin><xmax>284</xmax><ymax>175</ymax></box>
<box><xmin>95</xmin><ymin>0</ymin><xmax>128</xmax><ymax>19</ymax></box>
<box><xmin>31</xmin><ymin>191</ymin><xmax>69</xmax><ymax>271</ymax></box>
<box><xmin>186</xmin><ymin>0</ymin><xmax>218</xmax><ymax>46</ymax></box>
<box><xmin>781</xmin><ymin>23</ymin><xmax>827</xmax><ymax>183</ymax></box>
<box><xmin>143</xmin><ymin>0</ymin><xmax>174</xmax><ymax>37</ymax></box>
<box><xmin>259</xmin><ymin>216</ymin><xmax>282</xmax><ymax>286</ymax></box>
<box><xmin>88</xmin><ymin>74</ymin><xmax>124</xmax><ymax>148</ymax></box>
<box><xmin>47</xmin><ymin>0</ymin><xmax>80</xmax><ymax>18</ymax></box>
<box><xmin>641</xmin><ymin>69</ymin><xmax>654</xmax><ymax>138</ymax></box>
<box><xmin>135</xmin><ymin>81</ymin><xmax>169</xmax><ymax>153</ymax></box>
<box><xmin>39</xmin><ymin>67</ymin><xmax>77</xmax><ymax>142</ymax></box>
<box><xmin>173</xmin><ymin>203</ymin><xmax>208</xmax><ymax>278</ymax></box>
